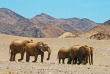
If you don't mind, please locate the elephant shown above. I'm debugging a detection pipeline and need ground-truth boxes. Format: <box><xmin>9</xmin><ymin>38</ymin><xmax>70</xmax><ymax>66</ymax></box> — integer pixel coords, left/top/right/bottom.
<box><xmin>83</xmin><ymin>45</ymin><xmax>94</xmax><ymax>65</ymax></box>
<box><xmin>25</xmin><ymin>42</ymin><xmax>51</xmax><ymax>63</ymax></box>
<box><xmin>67</xmin><ymin>45</ymin><xmax>81</xmax><ymax>64</ymax></box>
<box><xmin>9</xmin><ymin>39</ymin><xmax>33</xmax><ymax>61</ymax></box>
<box><xmin>78</xmin><ymin>45</ymin><xmax>92</xmax><ymax>65</ymax></box>
<box><xmin>57</xmin><ymin>47</ymin><xmax>70</xmax><ymax>64</ymax></box>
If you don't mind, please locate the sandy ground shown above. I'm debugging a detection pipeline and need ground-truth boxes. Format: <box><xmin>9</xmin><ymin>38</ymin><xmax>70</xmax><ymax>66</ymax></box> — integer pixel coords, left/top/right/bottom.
<box><xmin>0</xmin><ymin>34</ymin><xmax>110</xmax><ymax>74</ymax></box>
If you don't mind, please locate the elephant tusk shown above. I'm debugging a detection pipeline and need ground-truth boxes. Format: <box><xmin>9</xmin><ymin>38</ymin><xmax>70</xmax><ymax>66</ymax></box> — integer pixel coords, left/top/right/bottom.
<box><xmin>41</xmin><ymin>49</ymin><xmax>44</xmax><ymax>52</ymax></box>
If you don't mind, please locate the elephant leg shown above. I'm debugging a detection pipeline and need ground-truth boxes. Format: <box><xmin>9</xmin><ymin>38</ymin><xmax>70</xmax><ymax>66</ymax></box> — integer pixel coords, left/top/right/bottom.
<box><xmin>12</xmin><ymin>53</ymin><xmax>16</xmax><ymax>61</ymax></box>
<box><xmin>83</xmin><ymin>57</ymin><xmax>87</xmax><ymax>65</ymax></box>
<box><xmin>33</xmin><ymin>55</ymin><xmax>38</xmax><ymax>62</ymax></box>
<box><xmin>82</xmin><ymin>56</ymin><xmax>87</xmax><ymax>65</ymax></box>
<box><xmin>59</xmin><ymin>58</ymin><xmax>61</xmax><ymax>64</ymax></box>
<box><xmin>78</xmin><ymin>57</ymin><xmax>83</xmax><ymax>65</ymax></box>
<box><xmin>78</xmin><ymin>61</ymin><xmax>81</xmax><ymax>65</ymax></box>
<box><xmin>86</xmin><ymin>57</ymin><xmax>88</xmax><ymax>63</ymax></box>
<box><xmin>75</xmin><ymin>58</ymin><xmax>77</xmax><ymax>64</ymax></box>
<box><xmin>67</xmin><ymin>58</ymin><xmax>72</xmax><ymax>64</ymax></box>
<box><xmin>18</xmin><ymin>52</ymin><xmax>24</xmax><ymax>62</ymax></box>
<box><xmin>91</xmin><ymin>53</ymin><xmax>93</xmax><ymax>65</ymax></box>
<box><xmin>10</xmin><ymin>51</ymin><xmax>13</xmax><ymax>61</ymax></box>
<box><xmin>72</xmin><ymin>57</ymin><xmax>75</xmax><ymax>64</ymax></box>
<box><xmin>26</xmin><ymin>55</ymin><xmax>30</xmax><ymax>62</ymax></box>
<box><xmin>62</xmin><ymin>59</ymin><xmax>65</xmax><ymax>64</ymax></box>
<box><xmin>10</xmin><ymin>49</ymin><xmax>16</xmax><ymax>61</ymax></box>
<box><xmin>26</xmin><ymin>50</ymin><xmax>30</xmax><ymax>62</ymax></box>
<box><xmin>78</xmin><ymin>58</ymin><xmax>82</xmax><ymax>65</ymax></box>
<box><xmin>83</xmin><ymin>56</ymin><xmax>88</xmax><ymax>65</ymax></box>
<box><xmin>41</xmin><ymin>52</ymin><xmax>44</xmax><ymax>63</ymax></box>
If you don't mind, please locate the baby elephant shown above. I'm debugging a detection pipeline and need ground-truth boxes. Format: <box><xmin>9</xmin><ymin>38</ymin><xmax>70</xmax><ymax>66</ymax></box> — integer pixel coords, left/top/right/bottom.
<box><xmin>58</xmin><ymin>45</ymin><xmax>81</xmax><ymax>64</ymax></box>
<box><xmin>57</xmin><ymin>48</ymin><xmax>70</xmax><ymax>64</ymax></box>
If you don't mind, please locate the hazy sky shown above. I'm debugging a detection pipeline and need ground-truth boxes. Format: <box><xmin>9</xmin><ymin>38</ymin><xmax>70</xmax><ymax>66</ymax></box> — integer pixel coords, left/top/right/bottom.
<box><xmin>0</xmin><ymin>0</ymin><xmax>110</xmax><ymax>23</ymax></box>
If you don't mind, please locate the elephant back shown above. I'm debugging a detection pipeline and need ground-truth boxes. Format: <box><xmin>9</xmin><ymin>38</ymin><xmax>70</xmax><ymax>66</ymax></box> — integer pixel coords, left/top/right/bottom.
<box><xmin>71</xmin><ymin>45</ymin><xmax>80</xmax><ymax>50</ymax></box>
<box><xmin>58</xmin><ymin>48</ymin><xmax>69</xmax><ymax>58</ymax></box>
<box><xmin>10</xmin><ymin>39</ymin><xmax>33</xmax><ymax>50</ymax></box>
<box><xmin>11</xmin><ymin>40</ymin><xmax>22</xmax><ymax>47</ymax></box>
<box><xmin>69</xmin><ymin>45</ymin><xmax>80</xmax><ymax>57</ymax></box>
<box><xmin>22</xmin><ymin>40</ymin><xmax>33</xmax><ymax>46</ymax></box>
<box><xmin>60</xmin><ymin>48</ymin><xmax>69</xmax><ymax>53</ymax></box>
<box><xmin>69</xmin><ymin>45</ymin><xmax>81</xmax><ymax>53</ymax></box>
<box><xmin>79</xmin><ymin>46</ymin><xmax>91</xmax><ymax>55</ymax></box>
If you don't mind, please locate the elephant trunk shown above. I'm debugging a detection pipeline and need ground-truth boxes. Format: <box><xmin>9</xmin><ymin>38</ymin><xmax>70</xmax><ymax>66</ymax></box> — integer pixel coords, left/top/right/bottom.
<box><xmin>47</xmin><ymin>48</ymin><xmax>51</xmax><ymax>60</ymax></box>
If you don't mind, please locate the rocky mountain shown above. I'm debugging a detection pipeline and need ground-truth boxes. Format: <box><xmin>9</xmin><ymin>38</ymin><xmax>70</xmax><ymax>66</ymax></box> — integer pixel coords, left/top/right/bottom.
<box><xmin>0</xmin><ymin>8</ymin><xmax>99</xmax><ymax>38</ymax></box>
<box><xmin>0</xmin><ymin>8</ymin><xmax>65</xmax><ymax>37</ymax></box>
<box><xmin>0</xmin><ymin>8</ymin><xmax>34</xmax><ymax>25</ymax></box>
<box><xmin>85</xmin><ymin>20</ymin><xmax>110</xmax><ymax>40</ymax></box>
<box><xmin>0</xmin><ymin>8</ymin><xmax>43</xmax><ymax>37</ymax></box>
<box><xmin>32</xmin><ymin>13</ymin><xmax>98</xmax><ymax>32</ymax></box>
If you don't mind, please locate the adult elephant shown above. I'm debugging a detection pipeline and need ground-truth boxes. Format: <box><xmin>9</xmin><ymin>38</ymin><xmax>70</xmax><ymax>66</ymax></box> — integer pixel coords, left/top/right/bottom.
<box><xmin>25</xmin><ymin>42</ymin><xmax>51</xmax><ymax>63</ymax></box>
<box><xmin>67</xmin><ymin>45</ymin><xmax>81</xmax><ymax>64</ymax></box>
<box><xmin>57</xmin><ymin>48</ymin><xmax>70</xmax><ymax>64</ymax></box>
<box><xmin>9</xmin><ymin>39</ymin><xmax>33</xmax><ymax>61</ymax></box>
<box><xmin>84</xmin><ymin>45</ymin><xmax>94</xmax><ymax>65</ymax></box>
<box><xmin>78</xmin><ymin>45</ymin><xmax>91</xmax><ymax>65</ymax></box>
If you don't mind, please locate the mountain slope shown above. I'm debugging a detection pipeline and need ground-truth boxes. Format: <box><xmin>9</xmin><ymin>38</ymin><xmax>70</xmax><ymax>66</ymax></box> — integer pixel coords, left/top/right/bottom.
<box><xmin>40</xmin><ymin>24</ymin><xmax>65</xmax><ymax>37</ymax></box>
<box><xmin>0</xmin><ymin>8</ymin><xmax>34</xmax><ymax>25</ymax></box>
<box><xmin>83</xmin><ymin>20</ymin><xmax>110</xmax><ymax>40</ymax></box>
<box><xmin>0</xmin><ymin>8</ymin><xmax>42</xmax><ymax>37</ymax></box>
<box><xmin>0</xmin><ymin>8</ymin><xmax>65</xmax><ymax>38</ymax></box>
<box><xmin>0</xmin><ymin>8</ymin><xmax>99</xmax><ymax>38</ymax></box>
<box><xmin>32</xmin><ymin>13</ymin><xmax>98</xmax><ymax>32</ymax></box>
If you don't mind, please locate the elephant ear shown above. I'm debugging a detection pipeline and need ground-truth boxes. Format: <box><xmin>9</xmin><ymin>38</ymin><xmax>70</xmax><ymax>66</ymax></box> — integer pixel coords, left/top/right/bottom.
<box><xmin>41</xmin><ymin>44</ymin><xmax>48</xmax><ymax>52</ymax></box>
<box><xmin>37</xmin><ymin>42</ymin><xmax>45</xmax><ymax>52</ymax></box>
<box><xmin>40</xmin><ymin>43</ymin><xmax>50</xmax><ymax>52</ymax></box>
<box><xmin>44</xmin><ymin>44</ymin><xmax>51</xmax><ymax>53</ymax></box>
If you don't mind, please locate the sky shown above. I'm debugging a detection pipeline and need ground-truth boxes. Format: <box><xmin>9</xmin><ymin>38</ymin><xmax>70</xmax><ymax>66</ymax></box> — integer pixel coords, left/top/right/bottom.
<box><xmin>0</xmin><ymin>0</ymin><xmax>110</xmax><ymax>23</ymax></box>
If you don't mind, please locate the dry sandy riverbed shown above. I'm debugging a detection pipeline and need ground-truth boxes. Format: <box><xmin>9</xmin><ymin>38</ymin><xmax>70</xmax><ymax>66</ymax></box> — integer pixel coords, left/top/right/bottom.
<box><xmin>0</xmin><ymin>34</ymin><xmax>110</xmax><ymax>74</ymax></box>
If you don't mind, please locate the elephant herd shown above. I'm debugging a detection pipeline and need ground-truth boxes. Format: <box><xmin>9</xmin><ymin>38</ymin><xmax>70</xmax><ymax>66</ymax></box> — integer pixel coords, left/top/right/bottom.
<box><xmin>9</xmin><ymin>39</ymin><xmax>51</xmax><ymax>63</ymax></box>
<box><xmin>9</xmin><ymin>39</ymin><xmax>94</xmax><ymax>65</ymax></box>
<box><xmin>58</xmin><ymin>45</ymin><xmax>94</xmax><ymax>65</ymax></box>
